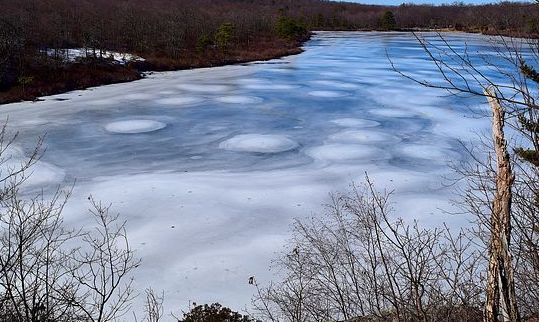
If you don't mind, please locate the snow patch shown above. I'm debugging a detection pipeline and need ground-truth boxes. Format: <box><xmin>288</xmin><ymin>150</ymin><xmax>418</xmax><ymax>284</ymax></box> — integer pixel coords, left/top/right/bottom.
<box><xmin>46</xmin><ymin>48</ymin><xmax>144</xmax><ymax>64</ymax></box>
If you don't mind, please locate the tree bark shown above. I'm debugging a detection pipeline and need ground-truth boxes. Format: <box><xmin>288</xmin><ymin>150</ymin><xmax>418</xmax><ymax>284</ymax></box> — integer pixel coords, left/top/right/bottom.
<box><xmin>484</xmin><ymin>87</ymin><xmax>520</xmax><ymax>322</ymax></box>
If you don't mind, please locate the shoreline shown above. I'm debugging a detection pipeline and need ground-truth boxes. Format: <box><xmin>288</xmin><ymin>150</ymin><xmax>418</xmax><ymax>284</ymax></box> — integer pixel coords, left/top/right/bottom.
<box><xmin>1</xmin><ymin>28</ymin><xmax>532</xmax><ymax>106</ymax></box>
<box><xmin>0</xmin><ymin>37</ymin><xmax>307</xmax><ymax>105</ymax></box>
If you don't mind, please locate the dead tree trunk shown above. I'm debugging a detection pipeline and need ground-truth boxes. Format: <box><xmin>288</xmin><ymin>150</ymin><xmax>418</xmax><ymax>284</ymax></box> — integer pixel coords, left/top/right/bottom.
<box><xmin>484</xmin><ymin>87</ymin><xmax>520</xmax><ymax>322</ymax></box>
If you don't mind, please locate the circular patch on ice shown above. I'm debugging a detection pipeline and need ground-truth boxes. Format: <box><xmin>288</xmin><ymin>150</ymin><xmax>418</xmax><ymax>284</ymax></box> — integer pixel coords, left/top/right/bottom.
<box><xmin>157</xmin><ymin>96</ymin><xmax>204</xmax><ymax>106</ymax></box>
<box><xmin>26</xmin><ymin>161</ymin><xmax>66</xmax><ymax>187</ymax></box>
<box><xmin>243</xmin><ymin>83</ymin><xmax>299</xmax><ymax>90</ymax></box>
<box><xmin>370</xmin><ymin>108</ymin><xmax>416</xmax><ymax>118</ymax></box>
<box><xmin>308</xmin><ymin>90</ymin><xmax>349</xmax><ymax>98</ymax></box>
<box><xmin>266</xmin><ymin>68</ymin><xmax>291</xmax><ymax>73</ymax></box>
<box><xmin>331</xmin><ymin>118</ymin><xmax>380</xmax><ymax>128</ymax></box>
<box><xmin>329</xmin><ymin>130</ymin><xmax>400</xmax><ymax>144</ymax></box>
<box><xmin>306</xmin><ymin>144</ymin><xmax>386</xmax><ymax>162</ymax></box>
<box><xmin>219</xmin><ymin>134</ymin><xmax>298</xmax><ymax>153</ymax></box>
<box><xmin>123</xmin><ymin>93</ymin><xmax>155</xmax><ymax>100</ymax></box>
<box><xmin>0</xmin><ymin>151</ymin><xmax>65</xmax><ymax>187</ymax></box>
<box><xmin>21</xmin><ymin>119</ymin><xmax>50</xmax><ymax>126</ymax></box>
<box><xmin>177</xmin><ymin>84</ymin><xmax>232</xmax><ymax>92</ymax></box>
<box><xmin>310</xmin><ymin>80</ymin><xmax>359</xmax><ymax>89</ymax></box>
<box><xmin>398</xmin><ymin>144</ymin><xmax>456</xmax><ymax>161</ymax></box>
<box><xmin>87</xmin><ymin>99</ymin><xmax>117</xmax><ymax>106</ymax></box>
<box><xmin>105</xmin><ymin>120</ymin><xmax>166</xmax><ymax>134</ymax></box>
<box><xmin>237</xmin><ymin>78</ymin><xmax>267</xmax><ymax>84</ymax></box>
<box><xmin>215</xmin><ymin>96</ymin><xmax>263</xmax><ymax>104</ymax></box>
<box><xmin>319</xmin><ymin>71</ymin><xmax>346</xmax><ymax>78</ymax></box>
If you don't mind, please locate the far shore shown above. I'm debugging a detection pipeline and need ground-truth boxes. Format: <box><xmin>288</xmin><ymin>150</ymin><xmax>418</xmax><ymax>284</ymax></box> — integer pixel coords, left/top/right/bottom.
<box><xmin>0</xmin><ymin>28</ymin><xmax>531</xmax><ymax>106</ymax></box>
<box><xmin>0</xmin><ymin>37</ymin><xmax>307</xmax><ymax>105</ymax></box>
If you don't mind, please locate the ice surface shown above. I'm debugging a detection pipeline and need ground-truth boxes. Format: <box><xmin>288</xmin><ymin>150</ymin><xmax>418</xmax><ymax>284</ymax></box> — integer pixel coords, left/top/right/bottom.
<box><xmin>328</xmin><ymin>129</ymin><xmax>401</xmax><ymax>144</ymax></box>
<box><xmin>397</xmin><ymin>143</ymin><xmax>458</xmax><ymax>161</ymax></box>
<box><xmin>156</xmin><ymin>96</ymin><xmax>205</xmax><ymax>106</ymax></box>
<box><xmin>310</xmin><ymin>80</ymin><xmax>359</xmax><ymax>89</ymax></box>
<box><xmin>219</xmin><ymin>134</ymin><xmax>298</xmax><ymax>153</ymax></box>
<box><xmin>124</xmin><ymin>93</ymin><xmax>156</xmax><ymax>100</ymax></box>
<box><xmin>306</xmin><ymin>143</ymin><xmax>387</xmax><ymax>163</ymax></box>
<box><xmin>308</xmin><ymin>90</ymin><xmax>350</xmax><ymax>98</ymax></box>
<box><xmin>0</xmin><ymin>145</ymin><xmax>65</xmax><ymax>188</ymax></box>
<box><xmin>1</xmin><ymin>32</ymin><xmax>509</xmax><ymax>315</ymax></box>
<box><xmin>176</xmin><ymin>84</ymin><xmax>232</xmax><ymax>92</ymax></box>
<box><xmin>215</xmin><ymin>95</ymin><xmax>263</xmax><ymax>104</ymax></box>
<box><xmin>370</xmin><ymin>108</ymin><xmax>418</xmax><ymax>118</ymax></box>
<box><xmin>105</xmin><ymin>120</ymin><xmax>167</xmax><ymax>134</ymax></box>
<box><xmin>331</xmin><ymin>118</ymin><xmax>380</xmax><ymax>128</ymax></box>
<box><xmin>243</xmin><ymin>83</ymin><xmax>299</xmax><ymax>90</ymax></box>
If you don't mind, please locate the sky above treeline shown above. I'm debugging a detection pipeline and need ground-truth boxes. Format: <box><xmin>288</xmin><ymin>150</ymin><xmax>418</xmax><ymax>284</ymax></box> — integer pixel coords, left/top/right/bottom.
<box><xmin>340</xmin><ymin>0</ymin><xmax>527</xmax><ymax>5</ymax></box>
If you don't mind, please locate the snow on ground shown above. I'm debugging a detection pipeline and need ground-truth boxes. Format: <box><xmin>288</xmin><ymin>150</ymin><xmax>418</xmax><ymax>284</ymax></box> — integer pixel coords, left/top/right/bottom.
<box><xmin>1</xmin><ymin>32</ymin><xmax>509</xmax><ymax>318</ymax></box>
<box><xmin>46</xmin><ymin>48</ymin><xmax>144</xmax><ymax>64</ymax></box>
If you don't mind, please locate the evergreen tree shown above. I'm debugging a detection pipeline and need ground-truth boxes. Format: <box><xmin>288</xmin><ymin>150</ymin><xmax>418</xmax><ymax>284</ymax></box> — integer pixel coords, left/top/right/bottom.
<box><xmin>380</xmin><ymin>11</ymin><xmax>397</xmax><ymax>31</ymax></box>
<box><xmin>215</xmin><ymin>23</ymin><xmax>234</xmax><ymax>51</ymax></box>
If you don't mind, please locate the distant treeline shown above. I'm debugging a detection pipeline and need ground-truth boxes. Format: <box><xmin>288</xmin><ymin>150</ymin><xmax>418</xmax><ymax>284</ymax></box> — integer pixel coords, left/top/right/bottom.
<box><xmin>0</xmin><ymin>0</ymin><xmax>537</xmax><ymax>102</ymax></box>
<box><xmin>2</xmin><ymin>0</ymin><xmax>537</xmax><ymax>54</ymax></box>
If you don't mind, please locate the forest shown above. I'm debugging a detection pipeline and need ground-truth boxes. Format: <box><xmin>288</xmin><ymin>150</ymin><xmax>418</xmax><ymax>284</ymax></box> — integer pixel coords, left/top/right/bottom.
<box><xmin>0</xmin><ymin>0</ymin><xmax>538</xmax><ymax>103</ymax></box>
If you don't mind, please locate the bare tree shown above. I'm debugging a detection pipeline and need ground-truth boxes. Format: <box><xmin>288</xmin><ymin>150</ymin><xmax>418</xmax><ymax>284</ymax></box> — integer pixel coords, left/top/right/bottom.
<box><xmin>253</xmin><ymin>178</ymin><xmax>484</xmax><ymax>322</ymax></box>
<box><xmin>143</xmin><ymin>288</ymin><xmax>164</xmax><ymax>322</ymax></box>
<box><xmin>0</xmin><ymin>124</ymin><xmax>141</xmax><ymax>322</ymax></box>
<box><xmin>388</xmin><ymin>28</ymin><xmax>539</xmax><ymax>321</ymax></box>
<box><xmin>484</xmin><ymin>88</ymin><xmax>519</xmax><ymax>322</ymax></box>
<box><xmin>71</xmin><ymin>197</ymin><xmax>140</xmax><ymax>322</ymax></box>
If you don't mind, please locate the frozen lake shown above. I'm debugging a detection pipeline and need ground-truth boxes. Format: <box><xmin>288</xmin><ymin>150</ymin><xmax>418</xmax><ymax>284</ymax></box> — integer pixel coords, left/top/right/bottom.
<box><xmin>1</xmin><ymin>32</ymin><xmax>497</xmax><ymax>314</ymax></box>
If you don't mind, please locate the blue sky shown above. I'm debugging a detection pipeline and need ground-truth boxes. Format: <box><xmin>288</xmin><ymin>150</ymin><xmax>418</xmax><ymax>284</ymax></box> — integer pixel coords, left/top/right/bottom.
<box><xmin>339</xmin><ymin>0</ymin><xmax>523</xmax><ymax>5</ymax></box>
